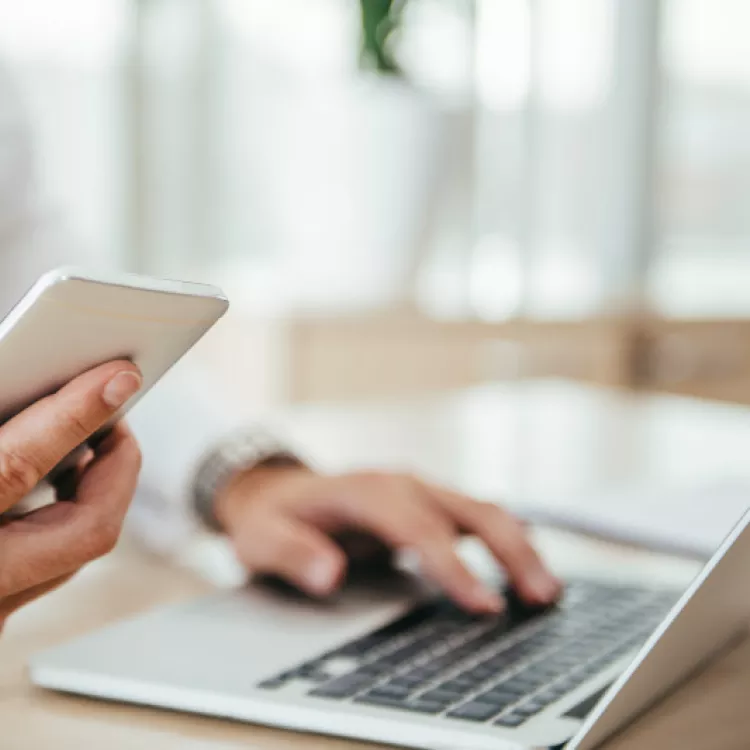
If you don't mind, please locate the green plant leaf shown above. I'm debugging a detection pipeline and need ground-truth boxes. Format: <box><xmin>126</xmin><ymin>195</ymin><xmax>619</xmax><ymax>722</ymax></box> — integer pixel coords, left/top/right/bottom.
<box><xmin>359</xmin><ymin>0</ymin><xmax>405</xmax><ymax>76</ymax></box>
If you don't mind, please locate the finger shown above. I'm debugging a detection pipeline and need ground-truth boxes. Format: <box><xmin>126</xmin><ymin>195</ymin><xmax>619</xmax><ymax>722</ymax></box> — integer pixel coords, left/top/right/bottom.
<box><xmin>46</xmin><ymin>446</ymin><xmax>94</xmax><ymax>502</ymax></box>
<box><xmin>409</xmin><ymin>534</ymin><xmax>504</xmax><ymax>614</ymax></box>
<box><xmin>234</xmin><ymin>513</ymin><xmax>347</xmax><ymax>598</ymax></box>
<box><xmin>52</xmin><ymin>447</ymin><xmax>96</xmax><ymax>501</ymax></box>
<box><xmin>328</xmin><ymin>478</ymin><xmax>503</xmax><ymax>613</ymax></box>
<box><xmin>0</xmin><ymin>361</ymin><xmax>142</xmax><ymax>512</ymax></box>
<box><xmin>0</xmin><ymin>572</ymin><xmax>74</xmax><ymax>621</ymax></box>
<box><xmin>0</xmin><ymin>423</ymin><xmax>141</xmax><ymax>597</ymax></box>
<box><xmin>436</xmin><ymin>489</ymin><xmax>562</xmax><ymax>604</ymax></box>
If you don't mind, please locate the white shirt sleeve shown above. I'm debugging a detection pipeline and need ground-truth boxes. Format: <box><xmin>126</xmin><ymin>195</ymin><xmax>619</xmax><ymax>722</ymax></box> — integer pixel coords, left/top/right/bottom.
<box><xmin>124</xmin><ymin>365</ymin><xmax>256</xmax><ymax>554</ymax></box>
<box><xmin>0</xmin><ymin>62</ymin><xmax>271</xmax><ymax>557</ymax></box>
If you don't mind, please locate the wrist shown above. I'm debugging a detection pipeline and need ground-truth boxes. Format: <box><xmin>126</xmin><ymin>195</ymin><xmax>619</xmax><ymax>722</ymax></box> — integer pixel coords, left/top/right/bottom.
<box><xmin>191</xmin><ymin>432</ymin><xmax>307</xmax><ymax>534</ymax></box>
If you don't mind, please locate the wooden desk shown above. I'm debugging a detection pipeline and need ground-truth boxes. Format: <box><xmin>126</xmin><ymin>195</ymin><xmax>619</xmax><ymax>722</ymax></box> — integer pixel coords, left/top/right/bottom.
<box><xmin>3</xmin><ymin>381</ymin><xmax>750</xmax><ymax>749</ymax></box>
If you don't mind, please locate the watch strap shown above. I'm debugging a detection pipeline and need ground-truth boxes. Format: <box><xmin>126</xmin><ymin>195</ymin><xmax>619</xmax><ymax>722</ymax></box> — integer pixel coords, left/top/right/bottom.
<box><xmin>191</xmin><ymin>432</ymin><xmax>305</xmax><ymax>533</ymax></box>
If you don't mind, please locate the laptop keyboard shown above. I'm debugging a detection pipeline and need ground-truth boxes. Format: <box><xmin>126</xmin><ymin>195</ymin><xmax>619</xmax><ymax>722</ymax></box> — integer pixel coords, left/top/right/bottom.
<box><xmin>258</xmin><ymin>580</ymin><xmax>676</xmax><ymax>728</ymax></box>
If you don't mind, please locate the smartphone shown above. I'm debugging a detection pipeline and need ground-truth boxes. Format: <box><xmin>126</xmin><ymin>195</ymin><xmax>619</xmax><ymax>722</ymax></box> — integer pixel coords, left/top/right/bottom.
<box><xmin>0</xmin><ymin>266</ymin><xmax>228</xmax><ymax>485</ymax></box>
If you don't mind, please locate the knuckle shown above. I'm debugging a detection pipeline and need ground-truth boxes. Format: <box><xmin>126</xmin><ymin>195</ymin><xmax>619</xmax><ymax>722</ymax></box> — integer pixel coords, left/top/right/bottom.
<box><xmin>355</xmin><ymin>471</ymin><xmax>397</xmax><ymax>496</ymax></box>
<box><xmin>402</xmin><ymin>514</ymin><xmax>448</xmax><ymax>546</ymax></box>
<box><xmin>396</xmin><ymin>512</ymin><xmax>429</xmax><ymax>541</ymax></box>
<box><xmin>385</xmin><ymin>473</ymin><xmax>424</xmax><ymax>505</ymax></box>
<box><xmin>59</xmin><ymin>408</ymin><xmax>96</xmax><ymax>444</ymax></box>
<box><xmin>0</xmin><ymin>551</ymin><xmax>35</xmax><ymax>596</ymax></box>
<box><xmin>476</xmin><ymin>499</ymin><xmax>505</xmax><ymax>517</ymax></box>
<box><xmin>503</xmin><ymin>530</ymin><xmax>536</xmax><ymax>565</ymax></box>
<box><xmin>479</xmin><ymin>501</ymin><xmax>520</xmax><ymax>530</ymax></box>
<box><xmin>126</xmin><ymin>437</ymin><xmax>143</xmax><ymax>473</ymax></box>
<box><xmin>362</xmin><ymin>471</ymin><xmax>415</xmax><ymax>492</ymax></box>
<box><xmin>348</xmin><ymin>472</ymin><xmax>406</xmax><ymax>509</ymax></box>
<box><xmin>83</xmin><ymin>514</ymin><xmax>123</xmax><ymax>559</ymax></box>
<box><xmin>0</xmin><ymin>450</ymin><xmax>43</xmax><ymax>497</ymax></box>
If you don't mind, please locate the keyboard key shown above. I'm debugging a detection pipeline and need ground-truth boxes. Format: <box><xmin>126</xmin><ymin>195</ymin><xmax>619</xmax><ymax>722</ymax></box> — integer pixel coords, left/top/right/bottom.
<box><xmin>473</xmin><ymin>690</ymin><xmax>518</xmax><ymax>710</ymax></box>
<box><xmin>391</xmin><ymin>674</ymin><xmax>426</xmax><ymax>689</ymax></box>
<box><xmin>500</xmin><ymin>677</ymin><xmax>540</xmax><ymax>694</ymax></box>
<box><xmin>469</xmin><ymin>666</ymin><xmax>498</xmax><ymax>680</ymax></box>
<box><xmin>355</xmin><ymin>693</ymin><xmax>407</xmax><ymax>710</ymax></box>
<box><xmin>258</xmin><ymin>678</ymin><xmax>286</xmax><ymax>690</ymax></box>
<box><xmin>438</xmin><ymin>678</ymin><xmax>475</xmax><ymax>693</ymax></box>
<box><xmin>447</xmin><ymin>701</ymin><xmax>501</xmax><ymax>722</ymax></box>
<box><xmin>409</xmin><ymin>663</ymin><xmax>444</xmax><ymax>679</ymax></box>
<box><xmin>494</xmin><ymin>713</ymin><xmax>526</xmax><ymax>728</ymax></box>
<box><xmin>419</xmin><ymin>689</ymin><xmax>462</xmax><ymax>706</ymax></box>
<box><xmin>515</xmin><ymin>670</ymin><xmax>549</xmax><ymax>688</ymax></box>
<box><xmin>367</xmin><ymin>683</ymin><xmax>413</xmax><ymax>700</ymax></box>
<box><xmin>514</xmin><ymin>700</ymin><xmax>546</xmax><ymax>717</ymax></box>
<box><xmin>549</xmin><ymin>654</ymin><xmax>581</xmax><ymax>669</ymax></box>
<box><xmin>380</xmin><ymin>642</ymin><xmax>431</xmax><ymax>665</ymax></box>
<box><xmin>534</xmin><ymin>689</ymin><xmax>563</xmax><ymax>705</ymax></box>
<box><xmin>356</xmin><ymin>694</ymin><xmax>444</xmax><ymax>714</ymax></box>
<box><xmin>309</xmin><ymin>674</ymin><xmax>373</xmax><ymax>699</ymax></box>
<box><xmin>452</xmin><ymin>670</ymin><xmax>486</xmax><ymax>686</ymax></box>
<box><xmin>490</xmin><ymin>680</ymin><xmax>528</xmax><ymax>697</ymax></box>
<box><xmin>484</xmin><ymin>654</ymin><xmax>516</xmax><ymax>671</ymax></box>
<box><xmin>407</xmin><ymin>701</ymin><xmax>448</xmax><ymax>714</ymax></box>
<box><xmin>357</xmin><ymin>662</ymin><xmax>391</xmax><ymax>677</ymax></box>
<box><xmin>276</xmin><ymin>669</ymin><xmax>299</xmax><ymax>681</ymax></box>
<box><xmin>530</xmin><ymin>665</ymin><xmax>566</xmax><ymax>680</ymax></box>
<box><xmin>545</xmin><ymin>682</ymin><xmax>572</xmax><ymax>698</ymax></box>
<box><xmin>292</xmin><ymin>662</ymin><xmax>335</xmax><ymax>682</ymax></box>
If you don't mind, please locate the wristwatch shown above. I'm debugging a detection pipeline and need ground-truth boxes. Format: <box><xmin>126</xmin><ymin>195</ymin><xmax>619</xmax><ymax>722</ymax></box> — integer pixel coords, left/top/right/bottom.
<box><xmin>191</xmin><ymin>431</ymin><xmax>306</xmax><ymax>533</ymax></box>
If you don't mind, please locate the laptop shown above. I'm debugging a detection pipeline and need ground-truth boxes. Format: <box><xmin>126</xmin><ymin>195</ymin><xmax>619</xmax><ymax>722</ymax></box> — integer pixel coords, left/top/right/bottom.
<box><xmin>30</xmin><ymin>509</ymin><xmax>750</xmax><ymax>750</ymax></box>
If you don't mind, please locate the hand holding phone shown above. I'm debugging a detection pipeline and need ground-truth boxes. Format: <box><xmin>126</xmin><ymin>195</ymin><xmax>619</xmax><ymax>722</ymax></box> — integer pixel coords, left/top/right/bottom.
<box><xmin>0</xmin><ymin>266</ymin><xmax>228</xmax><ymax>508</ymax></box>
<box><xmin>0</xmin><ymin>360</ymin><xmax>143</xmax><ymax>625</ymax></box>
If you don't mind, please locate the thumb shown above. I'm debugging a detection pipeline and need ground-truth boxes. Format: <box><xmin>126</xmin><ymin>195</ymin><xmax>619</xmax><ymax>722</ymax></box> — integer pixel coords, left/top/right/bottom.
<box><xmin>0</xmin><ymin>360</ymin><xmax>142</xmax><ymax>512</ymax></box>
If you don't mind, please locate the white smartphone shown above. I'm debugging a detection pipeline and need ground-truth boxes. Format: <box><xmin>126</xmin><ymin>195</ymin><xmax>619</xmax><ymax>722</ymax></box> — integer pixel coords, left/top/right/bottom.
<box><xmin>0</xmin><ymin>266</ymin><xmax>228</xmax><ymax>481</ymax></box>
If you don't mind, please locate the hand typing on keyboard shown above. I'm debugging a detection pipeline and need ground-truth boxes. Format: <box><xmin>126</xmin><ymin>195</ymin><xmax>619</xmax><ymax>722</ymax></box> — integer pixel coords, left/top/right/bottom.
<box><xmin>261</xmin><ymin>581</ymin><xmax>676</xmax><ymax>729</ymax></box>
<box><xmin>214</xmin><ymin>467</ymin><xmax>562</xmax><ymax>614</ymax></box>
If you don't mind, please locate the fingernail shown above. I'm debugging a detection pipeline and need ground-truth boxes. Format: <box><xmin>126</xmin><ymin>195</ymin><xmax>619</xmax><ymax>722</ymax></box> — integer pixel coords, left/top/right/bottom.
<box><xmin>305</xmin><ymin>557</ymin><xmax>337</xmax><ymax>596</ymax></box>
<box><xmin>103</xmin><ymin>371</ymin><xmax>142</xmax><ymax>409</ymax></box>
<box><xmin>472</xmin><ymin>584</ymin><xmax>504</xmax><ymax>613</ymax></box>
<box><xmin>530</xmin><ymin>570</ymin><xmax>561</xmax><ymax>602</ymax></box>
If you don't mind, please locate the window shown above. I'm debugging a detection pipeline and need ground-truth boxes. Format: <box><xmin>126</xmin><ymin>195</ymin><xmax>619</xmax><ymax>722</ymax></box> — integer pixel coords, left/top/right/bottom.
<box><xmin>0</xmin><ymin>0</ymin><xmax>131</xmax><ymax>265</ymax></box>
<box><xmin>4</xmin><ymin>0</ymin><xmax>746</xmax><ymax>321</ymax></box>
<box><xmin>467</xmin><ymin>0</ymin><xmax>617</xmax><ymax>320</ymax></box>
<box><xmin>650</xmin><ymin>0</ymin><xmax>750</xmax><ymax>317</ymax></box>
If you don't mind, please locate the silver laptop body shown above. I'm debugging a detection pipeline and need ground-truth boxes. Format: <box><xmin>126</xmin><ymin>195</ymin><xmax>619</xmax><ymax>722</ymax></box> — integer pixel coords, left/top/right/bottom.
<box><xmin>30</xmin><ymin>509</ymin><xmax>750</xmax><ymax>750</ymax></box>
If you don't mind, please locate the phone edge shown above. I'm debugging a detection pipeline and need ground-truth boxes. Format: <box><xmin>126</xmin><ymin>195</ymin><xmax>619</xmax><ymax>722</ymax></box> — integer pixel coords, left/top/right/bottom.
<box><xmin>42</xmin><ymin>266</ymin><xmax>229</xmax><ymax>304</ymax></box>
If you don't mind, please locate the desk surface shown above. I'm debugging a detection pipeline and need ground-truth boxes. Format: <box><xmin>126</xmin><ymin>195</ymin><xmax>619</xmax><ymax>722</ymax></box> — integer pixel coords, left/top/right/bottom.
<box><xmin>3</xmin><ymin>380</ymin><xmax>750</xmax><ymax>749</ymax></box>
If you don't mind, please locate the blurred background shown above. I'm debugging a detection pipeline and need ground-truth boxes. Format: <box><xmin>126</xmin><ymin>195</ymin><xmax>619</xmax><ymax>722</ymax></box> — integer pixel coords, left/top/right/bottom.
<box><xmin>2</xmin><ymin>0</ymin><xmax>749</xmax><ymax>408</ymax></box>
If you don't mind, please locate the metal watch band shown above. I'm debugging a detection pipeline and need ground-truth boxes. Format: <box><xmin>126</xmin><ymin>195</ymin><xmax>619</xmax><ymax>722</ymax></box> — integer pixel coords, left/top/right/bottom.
<box><xmin>191</xmin><ymin>432</ymin><xmax>306</xmax><ymax>533</ymax></box>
